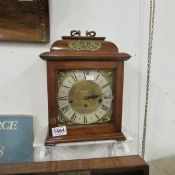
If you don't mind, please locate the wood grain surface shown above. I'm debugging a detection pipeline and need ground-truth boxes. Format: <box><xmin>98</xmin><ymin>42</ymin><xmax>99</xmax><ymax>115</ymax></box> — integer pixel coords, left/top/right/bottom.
<box><xmin>0</xmin><ymin>0</ymin><xmax>49</xmax><ymax>42</ymax></box>
<box><xmin>0</xmin><ymin>156</ymin><xmax>149</xmax><ymax>175</ymax></box>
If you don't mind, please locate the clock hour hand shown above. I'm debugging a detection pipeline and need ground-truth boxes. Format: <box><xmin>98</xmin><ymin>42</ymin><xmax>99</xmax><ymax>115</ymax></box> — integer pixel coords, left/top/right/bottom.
<box><xmin>84</xmin><ymin>94</ymin><xmax>102</xmax><ymax>100</ymax></box>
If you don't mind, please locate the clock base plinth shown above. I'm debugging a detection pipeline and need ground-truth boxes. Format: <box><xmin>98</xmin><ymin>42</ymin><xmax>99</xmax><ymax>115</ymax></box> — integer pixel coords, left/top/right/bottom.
<box><xmin>45</xmin><ymin>132</ymin><xmax>126</xmax><ymax>146</ymax></box>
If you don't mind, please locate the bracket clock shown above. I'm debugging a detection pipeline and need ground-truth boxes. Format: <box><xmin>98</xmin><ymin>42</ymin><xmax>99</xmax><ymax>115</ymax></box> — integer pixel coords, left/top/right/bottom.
<box><xmin>40</xmin><ymin>31</ymin><xmax>131</xmax><ymax>145</ymax></box>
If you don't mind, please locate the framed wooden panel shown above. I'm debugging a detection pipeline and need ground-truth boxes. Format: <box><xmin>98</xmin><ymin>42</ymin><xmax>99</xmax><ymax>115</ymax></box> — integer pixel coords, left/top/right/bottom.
<box><xmin>0</xmin><ymin>0</ymin><xmax>49</xmax><ymax>43</ymax></box>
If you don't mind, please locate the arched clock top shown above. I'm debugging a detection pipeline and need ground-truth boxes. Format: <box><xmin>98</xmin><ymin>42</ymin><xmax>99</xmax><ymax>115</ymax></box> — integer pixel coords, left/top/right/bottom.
<box><xmin>40</xmin><ymin>35</ymin><xmax>131</xmax><ymax>61</ymax></box>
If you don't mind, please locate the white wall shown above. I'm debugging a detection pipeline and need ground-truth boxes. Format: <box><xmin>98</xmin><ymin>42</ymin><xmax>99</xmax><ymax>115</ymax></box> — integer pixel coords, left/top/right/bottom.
<box><xmin>0</xmin><ymin>0</ymin><xmax>174</xmax><ymax>161</ymax></box>
<box><xmin>139</xmin><ymin>0</ymin><xmax>175</xmax><ymax>161</ymax></box>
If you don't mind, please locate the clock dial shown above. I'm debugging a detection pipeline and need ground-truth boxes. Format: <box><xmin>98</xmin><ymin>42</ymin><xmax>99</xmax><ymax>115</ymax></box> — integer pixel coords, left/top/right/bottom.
<box><xmin>57</xmin><ymin>70</ymin><xmax>114</xmax><ymax>125</ymax></box>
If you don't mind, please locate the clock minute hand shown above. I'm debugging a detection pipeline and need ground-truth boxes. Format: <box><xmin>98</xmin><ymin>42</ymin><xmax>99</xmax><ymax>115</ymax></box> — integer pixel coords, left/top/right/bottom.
<box><xmin>85</xmin><ymin>94</ymin><xmax>102</xmax><ymax>100</ymax></box>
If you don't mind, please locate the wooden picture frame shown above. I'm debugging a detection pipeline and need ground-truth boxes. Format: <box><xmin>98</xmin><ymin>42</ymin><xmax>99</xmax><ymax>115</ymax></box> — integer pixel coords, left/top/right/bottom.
<box><xmin>0</xmin><ymin>0</ymin><xmax>49</xmax><ymax>43</ymax></box>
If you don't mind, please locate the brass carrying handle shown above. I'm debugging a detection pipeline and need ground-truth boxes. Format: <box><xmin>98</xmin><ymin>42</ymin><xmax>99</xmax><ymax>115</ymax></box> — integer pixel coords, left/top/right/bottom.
<box><xmin>70</xmin><ymin>30</ymin><xmax>96</xmax><ymax>37</ymax></box>
<box><xmin>70</xmin><ymin>30</ymin><xmax>81</xmax><ymax>36</ymax></box>
<box><xmin>86</xmin><ymin>30</ymin><xmax>96</xmax><ymax>37</ymax></box>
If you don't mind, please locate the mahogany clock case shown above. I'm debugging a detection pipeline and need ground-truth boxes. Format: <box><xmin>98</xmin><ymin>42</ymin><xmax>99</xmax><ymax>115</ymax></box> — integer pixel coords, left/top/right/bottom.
<box><xmin>40</xmin><ymin>36</ymin><xmax>131</xmax><ymax>145</ymax></box>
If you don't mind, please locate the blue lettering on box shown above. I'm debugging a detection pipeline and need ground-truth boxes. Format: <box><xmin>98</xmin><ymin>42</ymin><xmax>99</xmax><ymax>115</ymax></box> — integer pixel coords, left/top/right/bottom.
<box><xmin>0</xmin><ymin>115</ymin><xmax>33</xmax><ymax>164</ymax></box>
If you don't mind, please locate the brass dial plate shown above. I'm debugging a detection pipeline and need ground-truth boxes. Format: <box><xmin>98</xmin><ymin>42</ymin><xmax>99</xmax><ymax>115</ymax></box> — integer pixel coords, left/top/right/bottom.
<box><xmin>57</xmin><ymin>70</ymin><xmax>114</xmax><ymax>125</ymax></box>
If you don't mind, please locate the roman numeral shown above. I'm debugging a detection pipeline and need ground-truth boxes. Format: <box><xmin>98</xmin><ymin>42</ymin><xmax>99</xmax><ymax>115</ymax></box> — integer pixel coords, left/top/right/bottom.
<box><xmin>83</xmin><ymin>71</ymin><xmax>86</xmax><ymax>80</ymax></box>
<box><xmin>62</xmin><ymin>85</ymin><xmax>70</xmax><ymax>88</ymax></box>
<box><xmin>83</xmin><ymin>116</ymin><xmax>87</xmax><ymax>124</ymax></box>
<box><xmin>58</xmin><ymin>96</ymin><xmax>67</xmax><ymax>100</ymax></box>
<box><xmin>83</xmin><ymin>71</ymin><xmax>90</xmax><ymax>80</ymax></box>
<box><xmin>104</xmin><ymin>94</ymin><xmax>113</xmax><ymax>99</ymax></box>
<box><xmin>60</xmin><ymin>105</ymin><xmax>70</xmax><ymax>113</ymax></box>
<box><xmin>71</xmin><ymin>74</ymin><xmax>78</xmax><ymax>82</ymax></box>
<box><xmin>71</xmin><ymin>113</ymin><xmax>77</xmax><ymax>121</ymax></box>
<box><xmin>95</xmin><ymin>74</ymin><xmax>99</xmax><ymax>81</ymax></box>
<box><xmin>95</xmin><ymin>114</ymin><xmax>100</xmax><ymax>120</ymax></box>
<box><xmin>102</xmin><ymin>82</ymin><xmax>110</xmax><ymax>89</ymax></box>
<box><xmin>101</xmin><ymin>104</ymin><xmax>108</xmax><ymax>112</ymax></box>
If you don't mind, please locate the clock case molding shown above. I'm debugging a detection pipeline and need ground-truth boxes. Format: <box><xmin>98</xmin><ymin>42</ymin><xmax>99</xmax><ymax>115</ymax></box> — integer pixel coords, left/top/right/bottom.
<box><xmin>40</xmin><ymin>35</ymin><xmax>131</xmax><ymax>146</ymax></box>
